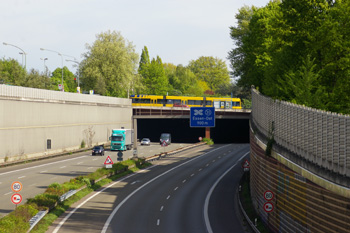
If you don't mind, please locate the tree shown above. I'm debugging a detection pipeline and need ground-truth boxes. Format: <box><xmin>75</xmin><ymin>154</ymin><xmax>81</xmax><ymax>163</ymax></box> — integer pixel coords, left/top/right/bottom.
<box><xmin>23</xmin><ymin>69</ymin><xmax>53</xmax><ymax>90</ymax></box>
<box><xmin>51</xmin><ymin>67</ymin><xmax>77</xmax><ymax>92</ymax></box>
<box><xmin>0</xmin><ymin>58</ymin><xmax>26</xmax><ymax>85</ymax></box>
<box><xmin>80</xmin><ymin>30</ymin><xmax>139</xmax><ymax>97</ymax></box>
<box><xmin>139</xmin><ymin>46</ymin><xmax>150</xmax><ymax>78</ymax></box>
<box><xmin>187</xmin><ymin>56</ymin><xmax>230</xmax><ymax>93</ymax></box>
<box><xmin>165</xmin><ymin>64</ymin><xmax>204</xmax><ymax>96</ymax></box>
<box><xmin>142</xmin><ymin>56</ymin><xmax>168</xmax><ymax>95</ymax></box>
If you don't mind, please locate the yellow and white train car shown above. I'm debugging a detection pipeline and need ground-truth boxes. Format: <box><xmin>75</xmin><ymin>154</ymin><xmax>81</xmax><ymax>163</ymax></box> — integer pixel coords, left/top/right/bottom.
<box><xmin>130</xmin><ymin>95</ymin><xmax>242</xmax><ymax>109</ymax></box>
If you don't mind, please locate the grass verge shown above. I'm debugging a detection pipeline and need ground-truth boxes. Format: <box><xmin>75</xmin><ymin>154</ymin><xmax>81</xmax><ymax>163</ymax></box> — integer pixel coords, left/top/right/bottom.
<box><xmin>0</xmin><ymin>158</ymin><xmax>151</xmax><ymax>233</ymax></box>
<box><xmin>240</xmin><ymin>172</ymin><xmax>270</xmax><ymax>233</ymax></box>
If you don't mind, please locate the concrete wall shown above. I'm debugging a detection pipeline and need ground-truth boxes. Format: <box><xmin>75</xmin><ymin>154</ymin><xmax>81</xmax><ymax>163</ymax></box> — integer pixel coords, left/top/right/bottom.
<box><xmin>250</xmin><ymin>134</ymin><xmax>350</xmax><ymax>233</ymax></box>
<box><xmin>250</xmin><ymin>88</ymin><xmax>350</xmax><ymax>232</ymax></box>
<box><xmin>0</xmin><ymin>85</ymin><xmax>132</xmax><ymax>163</ymax></box>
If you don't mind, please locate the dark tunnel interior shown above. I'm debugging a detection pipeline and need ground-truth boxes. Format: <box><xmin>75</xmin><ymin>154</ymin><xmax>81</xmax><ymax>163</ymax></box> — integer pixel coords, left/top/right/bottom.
<box><xmin>137</xmin><ymin>118</ymin><xmax>250</xmax><ymax>144</ymax></box>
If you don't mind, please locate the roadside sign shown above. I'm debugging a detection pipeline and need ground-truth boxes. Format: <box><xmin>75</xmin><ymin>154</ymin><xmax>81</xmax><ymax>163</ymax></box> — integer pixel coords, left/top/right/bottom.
<box><xmin>264</xmin><ymin>190</ymin><xmax>274</xmax><ymax>201</ymax></box>
<box><xmin>263</xmin><ymin>202</ymin><xmax>274</xmax><ymax>213</ymax></box>
<box><xmin>11</xmin><ymin>181</ymin><xmax>22</xmax><ymax>192</ymax></box>
<box><xmin>11</xmin><ymin>193</ymin><xmax>22</xmax><ymax>205</ymax></box>
<box><xmin>104</xmin><ymin>156</ymin><xmax>114</xmax><ymax>165</ymax></box>
<box><xmin>199</xmin><ymin>137</ymin><xmax>203</xmax><ymax>141</ymax></box>
<box><xmin>242</xmin><ymin>160</ymin><xmax>250</xmax><ymax>168</ymax></box>
<box><xmin>161</xmin><ymin>141</ymin><xmax>168</xmax><ymax>147</ymax></box>
<box><xmin>190</xmin><ymin>107</ymin><xmax>215</xmax><ymax>127</ymax></box>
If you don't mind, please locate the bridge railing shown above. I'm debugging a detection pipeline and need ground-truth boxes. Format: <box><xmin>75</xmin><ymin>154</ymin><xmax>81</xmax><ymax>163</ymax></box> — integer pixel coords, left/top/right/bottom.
<box><xmin>251</xmin><ymin>88</ymin><xmax>350</xmax><ymax>177</ymax></box>
<box><xmin>0</xmin><ymin>85</ymin><xmax>131</xmax><ymax>106</ymax></box>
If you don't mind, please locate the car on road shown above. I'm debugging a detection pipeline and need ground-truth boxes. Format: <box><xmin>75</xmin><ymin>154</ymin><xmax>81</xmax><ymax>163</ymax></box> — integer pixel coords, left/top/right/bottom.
<box><xmin>160</xmin><ymin>133</ymin><xmax>171</xmax><ymax>145</ymax></box>
<box><xmin>92</xmin><ymin>145</ymin><xmax>105</xmax><ymax>156</ymax></box>
<box><xmin>141</xmin><ymin>138</ymin><xmax>151</xmax><ymax>146</ymax></box>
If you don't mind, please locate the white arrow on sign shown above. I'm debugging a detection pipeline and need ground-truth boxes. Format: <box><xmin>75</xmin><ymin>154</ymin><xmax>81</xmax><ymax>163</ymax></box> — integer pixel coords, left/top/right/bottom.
<box><xmin>194</xmin><ymin>109</ymin><xmax>203</xmax><ymax>116</ymax></box>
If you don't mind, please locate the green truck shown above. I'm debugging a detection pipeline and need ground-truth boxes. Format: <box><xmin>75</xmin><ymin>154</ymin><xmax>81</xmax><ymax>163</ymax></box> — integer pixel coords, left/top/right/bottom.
<box><xmin>110</xmin><ymin>129</ymin><xmax>134</xmax><ymax>151</ymax></box>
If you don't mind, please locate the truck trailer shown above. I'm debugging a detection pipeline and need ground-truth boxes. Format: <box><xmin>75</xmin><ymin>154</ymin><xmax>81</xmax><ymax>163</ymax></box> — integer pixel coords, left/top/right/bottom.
<box><xmin>110</xmin><ymin>129</ymin><xmax>134</xmax><ymax>151</ymax></box>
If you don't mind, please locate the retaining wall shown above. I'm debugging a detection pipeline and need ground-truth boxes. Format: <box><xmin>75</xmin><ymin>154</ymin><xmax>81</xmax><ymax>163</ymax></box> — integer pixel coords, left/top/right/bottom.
<box><xmin>0</xmin><ymin>85</ymin><xmax>132</xmax><ymax>163</ymax></box>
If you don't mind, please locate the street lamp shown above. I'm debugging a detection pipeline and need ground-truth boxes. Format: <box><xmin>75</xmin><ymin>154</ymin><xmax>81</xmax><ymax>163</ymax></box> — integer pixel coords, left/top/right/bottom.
<box><xmin>3</xmin><ymin>42</ymin><xmax>27</xmax><ymax>69</ymax></box>
<box><xmin>40</xmin><ymin>58</ymin><xmax>48</xmax><ymax>74</ymax></box>
<box><xmin>40</xmin><ymin>48</ymin><xmax>64</xmax><ymax>91</ymax></box>
<box><xmin>66</xmin><ymin>59</ymin><xmax>80</xmax><ymax>88</ymax></box>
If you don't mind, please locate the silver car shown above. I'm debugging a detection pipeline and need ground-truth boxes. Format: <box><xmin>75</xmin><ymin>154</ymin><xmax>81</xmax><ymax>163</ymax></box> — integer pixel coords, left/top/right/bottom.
<box><xmin>141</xmin><ymin>138</ymin><xmax>151</xmax><ymax>146</ymax></box>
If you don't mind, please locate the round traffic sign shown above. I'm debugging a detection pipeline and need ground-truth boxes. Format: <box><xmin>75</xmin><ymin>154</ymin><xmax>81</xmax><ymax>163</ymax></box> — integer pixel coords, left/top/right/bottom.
<box><xmin>264</xmin><ymin>190</ymin><xmax>274</xmax><ymax>201</ymax></box>
<box><xmin>199</xmin><ymin>137</ymin><xmax>203</xmax><ymax>141</ymax></box>
<box><xmin>263</xmin><ymin>202</ymin><xmax>274</xmax><ymax>213</ymax></box>
<box><xmin>11</xmin><ymin>181</ymin><xmax>22</xmax><ymax>192</ymax></box>
<box><xmin>11</xmin><ymin>193</ymin><xmax>22</xmax><ymax>205</ymax></box>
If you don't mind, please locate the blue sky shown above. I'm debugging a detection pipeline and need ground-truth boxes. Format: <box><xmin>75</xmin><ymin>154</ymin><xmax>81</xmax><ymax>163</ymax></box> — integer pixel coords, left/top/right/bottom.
<box><xmin>1</xmin><ymin>0</ymin><xmax>270</xmax><ymax>74</ymax></box>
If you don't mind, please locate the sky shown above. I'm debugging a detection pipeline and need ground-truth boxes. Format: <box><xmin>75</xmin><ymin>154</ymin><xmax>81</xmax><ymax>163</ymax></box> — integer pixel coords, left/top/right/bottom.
<box><xmin>1</xmin><ymin>0</ymin><xmax>270</xmax><ymax>75</ymax></box>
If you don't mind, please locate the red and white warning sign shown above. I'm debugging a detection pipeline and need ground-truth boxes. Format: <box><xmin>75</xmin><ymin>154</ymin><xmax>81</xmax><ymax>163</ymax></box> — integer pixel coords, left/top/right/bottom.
<box><xmin>161</xmin><ymin>141</ymin><xmax>168</xmax><ymax>147</ymax></box>
<box><xmin>11</xmin><ymin>181</ymin><xmax>23</xmax><ymax>192</ymax></box>
<box><xmin>11</xmin><ymin>193</ymin><xmax>22</xmax><ymax>205</ymax></box>
<box><xmin>263</xmin><ymin>202</ymin><xmax>274</xmax><ymax>213</ymax></box>
<box><xmin>104</xmin><ymin>156</ymin><xmax>114</xmax><ymax>165</ymax></box>
<box><xmin>242</xmin><ymin>159</ymin><xmax>250</xmax><ymax>168</ymax></box>
<box><xmin>264</xmin><ymin>190</ymin><xmax>274</xmax><ymax>201</ymax></box>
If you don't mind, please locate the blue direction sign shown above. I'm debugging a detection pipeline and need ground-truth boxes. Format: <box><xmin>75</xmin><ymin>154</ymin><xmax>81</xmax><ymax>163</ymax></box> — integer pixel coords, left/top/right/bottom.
<box><xmin>190</xmin><ymin>107</ymin><xmax>215</xmax><ymax>127</ymax></box>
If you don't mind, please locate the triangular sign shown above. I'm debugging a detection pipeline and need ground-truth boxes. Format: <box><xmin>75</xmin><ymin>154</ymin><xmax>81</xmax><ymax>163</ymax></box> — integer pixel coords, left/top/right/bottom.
<box><xmin>104</xmin><ymin>156</ymin><xmax>114</xmax><ymax>165</ymax></box>
<box><xmin>242</xmin><ymin>159</ymin><xmax>250</xmax><ymax>168</ymax></box>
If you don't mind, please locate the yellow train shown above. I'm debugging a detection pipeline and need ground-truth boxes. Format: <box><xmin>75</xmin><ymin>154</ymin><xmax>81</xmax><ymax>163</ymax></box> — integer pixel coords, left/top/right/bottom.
<box><xmin>130</xmin><ymin>95</ymin><xmax>242</xmax><ymax>109</ymax></box>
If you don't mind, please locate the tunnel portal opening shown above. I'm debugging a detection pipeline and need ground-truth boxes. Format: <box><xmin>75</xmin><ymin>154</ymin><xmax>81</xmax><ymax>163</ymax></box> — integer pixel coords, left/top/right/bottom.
<box><xmin>137</xmin><ymin>118</ymin><xmax>249</xmax><ymax>144</ymax></box>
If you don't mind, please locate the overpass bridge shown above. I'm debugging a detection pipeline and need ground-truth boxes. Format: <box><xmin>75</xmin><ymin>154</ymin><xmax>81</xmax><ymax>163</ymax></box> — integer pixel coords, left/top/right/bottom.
<box><xmin>132</xmin><ymin>106</ymin><xmax>251</xmax><ymax>144</ymax></box>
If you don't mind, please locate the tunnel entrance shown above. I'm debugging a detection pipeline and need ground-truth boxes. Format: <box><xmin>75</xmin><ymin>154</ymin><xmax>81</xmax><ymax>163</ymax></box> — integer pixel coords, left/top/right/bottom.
<box><xmin>137</xmin><ymin>118</ymin><xmax>249</xmax><ymax>144</ymax></box>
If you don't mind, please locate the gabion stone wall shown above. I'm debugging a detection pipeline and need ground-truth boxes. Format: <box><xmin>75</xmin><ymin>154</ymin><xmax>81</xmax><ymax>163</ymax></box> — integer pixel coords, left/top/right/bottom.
<box><xmin>250</xmin><ymin>133</ymin><xmax>350</xmax><ymax>233</ymax></box>
<box><xmin>251</xmin><ymin>88</ymin><xmax>350</xmax><ymax>177</ymax></box>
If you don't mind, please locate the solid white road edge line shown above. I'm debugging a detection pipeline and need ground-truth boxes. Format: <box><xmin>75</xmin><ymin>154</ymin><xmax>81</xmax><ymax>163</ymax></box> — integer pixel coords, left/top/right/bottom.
<box><xmin>100</xmin><ymin>145</ymin><xmax>230</xmax><ymax>233</ymax></box>
<box><xmin>203</xmin><ymin>151</ymin><xmax>249</xmax><ymax>233</ymax></box>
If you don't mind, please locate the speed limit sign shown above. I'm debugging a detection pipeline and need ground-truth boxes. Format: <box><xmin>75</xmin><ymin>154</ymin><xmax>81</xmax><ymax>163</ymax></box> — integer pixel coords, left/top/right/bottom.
<box><xmin>264</xmin><ymin>190</ymin><xmax>274</xmax><ymax>201</ymax></box>
<box><xmin>11</xmin><ymin>181</ymin><xmax>23</xmax><ymax>192</ymax></box>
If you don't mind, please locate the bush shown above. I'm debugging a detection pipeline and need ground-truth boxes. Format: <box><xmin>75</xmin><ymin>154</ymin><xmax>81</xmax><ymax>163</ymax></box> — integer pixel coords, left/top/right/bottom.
<box><xmin>27</xmin><ymin>193</ymin><xmax>59</xmax><ymax>209</ymax></box>
<box><xmin>202</xmin><ymin>138</ymin><xmax>214</xmax><ymax>145</ymax></box>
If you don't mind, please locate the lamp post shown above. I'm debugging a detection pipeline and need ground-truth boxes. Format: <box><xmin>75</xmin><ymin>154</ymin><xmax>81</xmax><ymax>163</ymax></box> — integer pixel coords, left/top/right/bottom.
<box><xmin>3</xmin><ymin>42</ymin><xmax>27</xmax><ymax>69</ymax></box>
<box><xmin>40</xmin><ymin>48</ymin><xmax>64</xmax><ymax>91</ymax></box>
<box><xmin>41</xmin><ymin>58</ymin><xmax>48</xmax><ymax>75</ymax></box>
<box><xmin>66</xmin><ymin>59</ymin><xmax>80</xmax><ymax>89</ymax></box>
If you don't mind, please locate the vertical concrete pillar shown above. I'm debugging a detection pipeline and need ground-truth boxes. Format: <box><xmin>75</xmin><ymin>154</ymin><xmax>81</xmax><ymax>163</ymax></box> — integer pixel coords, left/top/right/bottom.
<box><xmin>205</xmin><ymin>127</ymin><xmax>210</xmax><ymax>139</ymax></box>
<box><xmin>133</xmin><ymin>117</ymin><xmax>138</xmax><ymax>151</ymax></box>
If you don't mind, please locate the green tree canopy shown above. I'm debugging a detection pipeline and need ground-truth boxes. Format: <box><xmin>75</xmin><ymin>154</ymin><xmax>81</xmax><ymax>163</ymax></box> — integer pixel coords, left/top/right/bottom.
<box><xmin>51</xmin><ymin>67</ymin><xmax>77</xmax><ymax>92</ymax></box>
<box><xmin>0</xmin><ymin>58</ymin><xmax>26</xmax><ymax>85</ymax></box>
<box><xmin>141</xmin><ymin>56</ymin><xmax>168</xmax><ymax>95</ymax></box>
<box><xmin>229</xmin><ymin>0</ymin><xmax>350</xmax><ymax>114</ymax></box>
<box><xmin>80</xmin><ymin>30</ymin><xmax>139</xmax><ymax>97</ymax></box>
<box><xmin>187</xmin><ymin>56</ymin><xmax>230</xmax><ymax>93</ymax></box>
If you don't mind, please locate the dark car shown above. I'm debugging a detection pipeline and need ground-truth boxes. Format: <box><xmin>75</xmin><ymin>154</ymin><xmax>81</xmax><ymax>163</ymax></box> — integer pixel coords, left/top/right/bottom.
<box><xmin>160</xmin><ymin>133</ymin><xmax>171</xmax><ymax>145</ymax></box>
<box><xmin>92</xmin><ymin>145</ymin><xmax>105</xmax><ymax>156</ymax></box>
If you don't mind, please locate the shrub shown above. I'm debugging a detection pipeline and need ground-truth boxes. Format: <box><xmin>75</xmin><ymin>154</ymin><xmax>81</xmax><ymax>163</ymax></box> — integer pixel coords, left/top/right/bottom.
<box><xmin>202</xmin><ymin>138</ymin><xmax>214</xmax><ymax>145</ymax></box>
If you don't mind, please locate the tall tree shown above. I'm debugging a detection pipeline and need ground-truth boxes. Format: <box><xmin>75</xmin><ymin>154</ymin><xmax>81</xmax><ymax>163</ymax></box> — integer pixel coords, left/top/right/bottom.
<box><xmin>142</xmin><ymin>56</ymin><xmax>168</xmax><ymax>95</ymax></box>
<box><xmin>139</xmin><ymin>46</ymin><xmax>150</xmax><ymax>78</ymax></box>
<box><xmin>80</xmin><ymin>30</ymin><xmax>139</xmax><ymax>97</ymax></box>
<box><xmin>187</xmin><ymin>56</ymin><xmax>230</xmax><ymax>93</ymax></box>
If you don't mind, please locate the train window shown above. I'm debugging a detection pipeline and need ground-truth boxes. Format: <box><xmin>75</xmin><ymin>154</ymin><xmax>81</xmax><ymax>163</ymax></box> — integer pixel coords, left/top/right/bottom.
<box><xmin>157</xmin><ymin>99</ymin><xmax>166</xmax><ymax>104</ymax></box>
<box><xmin>167</xmin><ymin>99</ymin><xmax>180</xmax><ymax>104</ymax></box>
<box><xmin>188</xmin><ymin>100</ymin><xmax>202</xmax><ymax>105</ymax></box>
<box><xmin>233</xmin><ymin>101</ymin><xmax>240</xmax><ymax>106</ymax></box>
<box><xmin>140</xmin><ymin>99</ymin><xmax>151</xmax><ymax>103</ymax></box>
<box><xmin>206</xmin><ymin>101</ymin><xmax>212</xmax><ymax>106</ymax></box>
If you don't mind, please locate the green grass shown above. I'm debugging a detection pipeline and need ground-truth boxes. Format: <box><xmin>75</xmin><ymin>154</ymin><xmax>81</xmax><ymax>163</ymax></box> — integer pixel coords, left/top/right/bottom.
<box><xmin>0</xmin><ymin>158</ymin><xmax>151</xmax><ymax>233</ymax></box>
<box><xmin>240</xmin><ymin>173</ymin><xmax>270</xmax><ymax>233</ymax></box>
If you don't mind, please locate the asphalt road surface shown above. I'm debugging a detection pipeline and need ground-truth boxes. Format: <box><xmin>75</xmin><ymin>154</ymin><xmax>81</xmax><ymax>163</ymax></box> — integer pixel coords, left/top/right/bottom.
<box><xmin>0</xmin><ymin>142</ymin><xmax>190</xmax><ymax>217</ymax></box>
<box><xmin>48</xmin><ymin>143</ymin><xmax>251</xmax><ymax>233</ymax></box>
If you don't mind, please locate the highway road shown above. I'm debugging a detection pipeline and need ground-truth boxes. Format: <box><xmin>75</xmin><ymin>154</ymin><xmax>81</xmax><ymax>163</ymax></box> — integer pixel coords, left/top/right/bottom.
<box><xmin>0</xmin><ymin>142</ymin><xmax>190</xmax><ymax>217</ymax></box>
<box><xmin>48</xmin><ymin>143</ymin><xmax>250</xmax><ymax>233</ymax></box>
